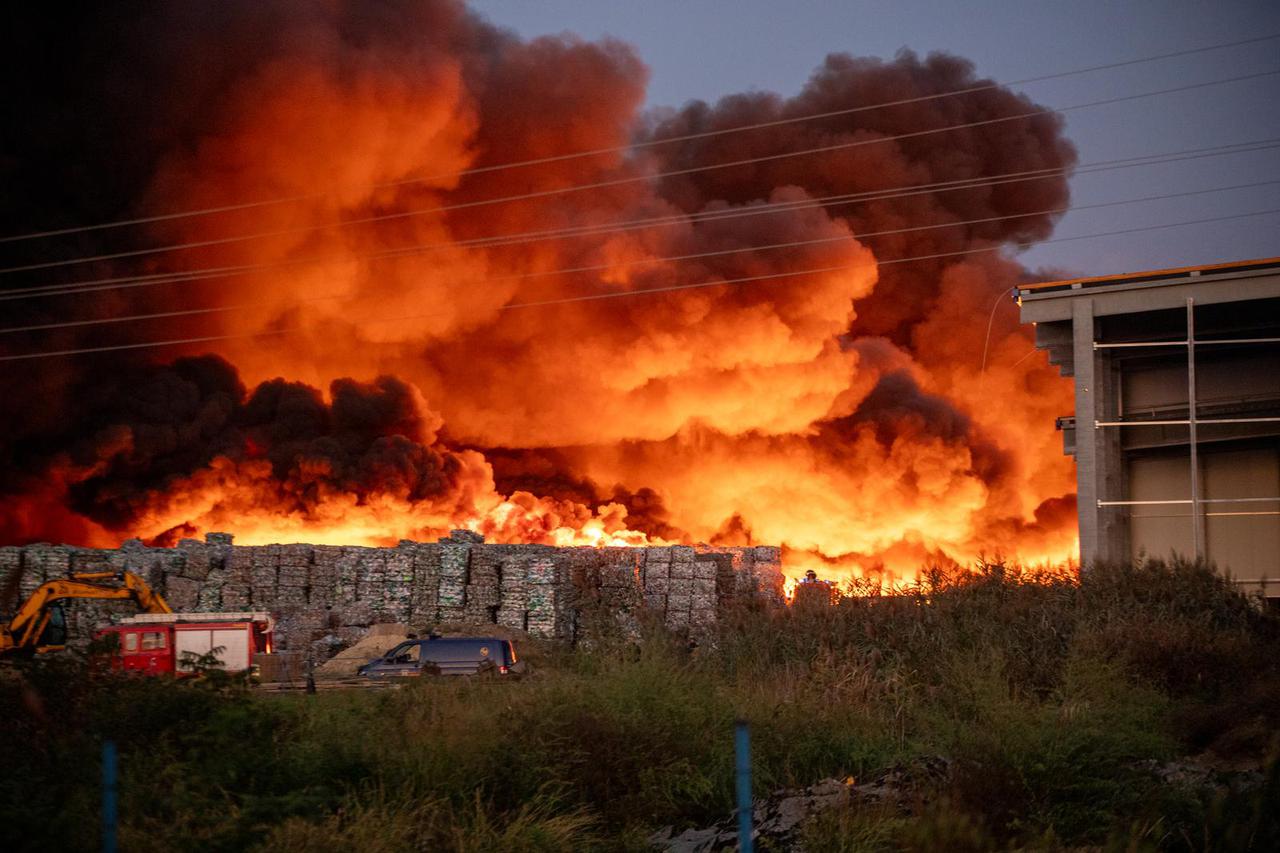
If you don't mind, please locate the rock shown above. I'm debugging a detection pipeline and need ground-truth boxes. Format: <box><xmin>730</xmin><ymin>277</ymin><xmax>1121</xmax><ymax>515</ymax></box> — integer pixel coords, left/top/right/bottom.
<box><xmin>649</xmin><ymin>758</ymin><xmax>954</xmax><ymax>852</ymax></box>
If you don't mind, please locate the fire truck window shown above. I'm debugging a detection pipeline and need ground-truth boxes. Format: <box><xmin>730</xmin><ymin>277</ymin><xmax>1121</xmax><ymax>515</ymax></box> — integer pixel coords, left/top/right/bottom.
<box><xmin>141</xmin><ymin>632</ymin><xmax>166</xmax><ymax>650</ymax></box>
<box><xmin>123</xmin><ymin>632</ymin><xmax>138</xmax><ymax>653</ymax></box>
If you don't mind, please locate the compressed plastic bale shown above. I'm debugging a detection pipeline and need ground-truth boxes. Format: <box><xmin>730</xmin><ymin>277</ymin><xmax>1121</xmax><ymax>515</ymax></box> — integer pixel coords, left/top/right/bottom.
<box><xmin>438</xmin><ymin>579</ymin><xmax>466</xmax><ymax>608</ymax></box>
<box><xmin>355</xmin><ymin>551</ymin><xmax>389</xmax><ymax>608</ymax></box>
<box><xmin>496</xmin><ymin>608</ymin><xmax>527</xmax><ymax>630</ymax></box>
<box><xmin>163</xmin><ymin>576</ymin><xmax>201</xmax><ymax>611</ymax></box>
<box><xmin>250</xmin><ymin>549</ymin><xmax>279</xmax><ymax>605</ymax></box>
<box><xmin>667</xmin><ymin>576</ymin><xmax>695</xmax><ymax>597</ymax></box>
<box><xmin>690</xmin><ymin>592</ymin><xmax>717</xmax><ymax>610</ymax></box>
<box><xmin>276</xmin><ymin>585</ymin><xmax>309</xmax><ymax>609</ymax></box>
<box><xmin>440</xmin><ymin>544</ymin><xmax>470</xmax><ymax>581</ymax></box>
<box><xmin>44</xmin><ymin>547</ymin><xmax>72</xmax><ymax>576</ymax></box>
<box><xmin>220</xmin><ymin>585</ymin><xmax>250</xmax><ymax>610</ymax></box>
<box><xmin>309</xmin><ymin>546</ymin><xmax>341</xmax><ymax>604</ymax></box>
<box><xmin>70</xmin><ymin>548</ymin><xmax>113</xmax><ymax>574</ymax></box>
<box><xmin>644</xmin><ymin>574</ymin><xmax>670</xmax><ymax>594</ymax></box>
<box><xmin>498</xmin><ymin>557</ymin><xmax>528</xmax><ymax>610</ymax></box>
<box><xmin>693</xmin><ymin>560</ymin><xmax>717</xmax><ymax>580</ymax></box>
<box><xmin>644</xmin><ymin>560</ymin><xmax>671</xmax><ymax>582</ymax></box>
<box><xmin>334</xmin><ymin>548</ymin><xmax>364</xmax><ymax>605</ymax></box>
<box><xmin>410</xmin><ymin>545</ymin><xmax>441</xmax><ymax>623</ymax></box>
<box><xmin>526</xmin><ymin>558</ymin><xmax>556</xmax><ymax>585</ymax></box>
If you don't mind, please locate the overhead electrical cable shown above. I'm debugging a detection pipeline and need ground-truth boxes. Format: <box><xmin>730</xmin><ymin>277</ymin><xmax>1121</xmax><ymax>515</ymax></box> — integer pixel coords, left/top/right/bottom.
<box><xmin>3</xmin><ymin>207</ymin><xmax>1277</xmax><ymax>362</ymax></box>
<box><xmin>2</xmin><ymin>178</ymin><xmax>1275</xmax><ymax>337</ymax></box>
<box><xmin>1</xmin><ymin>66</ymin><xmax>1276</xmax><ymax>276</ymax></box>
<box><xmin>5</xmin><ymin>136</ymin><xmax>1277</xmax><ymax>303</ymax></box>
<box><xmin>1</xmin><ymin>30</ymin><xmax>1276</xmax><ymax>245</ymax></box>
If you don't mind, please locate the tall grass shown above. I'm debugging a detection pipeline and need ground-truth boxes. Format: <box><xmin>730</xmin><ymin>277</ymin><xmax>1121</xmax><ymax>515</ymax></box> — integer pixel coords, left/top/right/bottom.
<box><xmin>2</xmin><ymin>557</ymin><xmax>1277</xmax><ymax>851</ymax></box>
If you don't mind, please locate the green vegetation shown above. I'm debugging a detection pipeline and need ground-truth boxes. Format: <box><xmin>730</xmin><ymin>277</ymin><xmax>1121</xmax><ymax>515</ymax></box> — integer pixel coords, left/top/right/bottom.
<box><xmin>2</xmin><ymin>558</ymin><xmax>1278</xmax><ymax>851</ymax></box>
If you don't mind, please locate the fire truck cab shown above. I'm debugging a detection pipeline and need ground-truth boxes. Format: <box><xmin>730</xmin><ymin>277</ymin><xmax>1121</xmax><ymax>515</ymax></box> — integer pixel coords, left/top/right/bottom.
<box><xmin>96</xmin><ymin>612</ymin><xmax>273</xmax><ymax>675</ymax></box>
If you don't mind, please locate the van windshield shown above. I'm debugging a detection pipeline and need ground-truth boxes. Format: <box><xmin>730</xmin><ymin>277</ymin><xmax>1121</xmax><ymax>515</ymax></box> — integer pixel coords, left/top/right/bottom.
<box><xmin>385</xmin><ymin>642</ymin><xmax>421</xmax><ymax>663</ymax></box>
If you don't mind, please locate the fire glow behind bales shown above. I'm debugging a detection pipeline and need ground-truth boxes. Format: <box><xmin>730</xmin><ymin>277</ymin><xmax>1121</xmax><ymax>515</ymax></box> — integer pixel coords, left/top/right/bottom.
<box><xmin>0</xmin><ymin>1</ymin><xmax>1080</xmax><ymax>587</ymax></box>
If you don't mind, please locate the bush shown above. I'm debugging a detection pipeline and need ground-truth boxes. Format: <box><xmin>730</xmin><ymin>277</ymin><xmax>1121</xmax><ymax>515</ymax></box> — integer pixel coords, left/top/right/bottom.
<box><xmin>2</xmin><ymin>558</ymin><xmax>1277</xmax><ymax>850</ymax></box>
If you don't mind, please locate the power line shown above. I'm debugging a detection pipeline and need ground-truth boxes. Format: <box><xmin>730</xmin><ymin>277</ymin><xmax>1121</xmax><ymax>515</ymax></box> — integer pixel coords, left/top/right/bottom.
<box><xmin>2</xmin><ymin>31</ymin><xmax>1276</xmax><ymax>246</ymax></box>
<box><xmin>2</xmin><ymin>66</ymin><xmax>1276</xmax><ymax>277</ymax></box>
<box><xmin>3</xmin><ymin>178</ymin><xmax>1275</xmax><ymax>338</ymax></box>
<box><xmin>4</xmin><ymin>206</ymin><xmax>1276</xmax><ymax>362</ymax></box>
<box><xmin>7</xmin><ymin>136</ymin><xmax>1277</xmax><ymax>303</ymax></box>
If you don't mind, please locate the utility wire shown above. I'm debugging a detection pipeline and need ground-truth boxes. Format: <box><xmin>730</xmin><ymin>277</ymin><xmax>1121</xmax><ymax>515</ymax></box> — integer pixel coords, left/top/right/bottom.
<box><xmin>2</xmin><ymin>66</ymin><xmax>1276</xmax><ymax>277</ymax></box>
<box><xmin>1</xmin><ymin>31</ymin><xmax>1276</xmax><ymax>246</ymax></box>
<box><xmin>3</xmin><ymin>206</ymin><xmax>1276</xmax><ymax>362</ymax></box>
<box><xmin>3</xmin><ymin>178</ymin><xmax>1275</xmax><ymax>337</ymax></box>
<box><xmin>6</xmin><ymin>136</ymin><xmax>1277</xmax><ymax>303</ymax></box>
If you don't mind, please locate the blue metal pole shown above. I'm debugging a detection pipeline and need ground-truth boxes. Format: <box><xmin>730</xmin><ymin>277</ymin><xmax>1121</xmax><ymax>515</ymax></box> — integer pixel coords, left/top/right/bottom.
<box><xmin>102</xmin><ymin>740</ymin><xmax>117</xmax><ymax>853</ymax></box>
<box><xmin>734</xmin><ymin>719</ymin><xmax>753</xmax><ymax>853</ymax></box>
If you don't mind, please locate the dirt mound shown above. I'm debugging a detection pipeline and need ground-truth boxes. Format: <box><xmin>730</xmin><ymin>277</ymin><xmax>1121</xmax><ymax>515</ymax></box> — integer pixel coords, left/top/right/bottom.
<box><xmin>315</xmin><ymin>623</ymin><xmax>410</xmax><ymax>679</ymax></box>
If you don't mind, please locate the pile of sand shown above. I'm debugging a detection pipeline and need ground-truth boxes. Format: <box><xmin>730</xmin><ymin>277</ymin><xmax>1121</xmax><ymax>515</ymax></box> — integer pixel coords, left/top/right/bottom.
<box><xmin>315</xmin><ymin>623</ymin><xmax>410</xmax><ymax>679</ymax></box>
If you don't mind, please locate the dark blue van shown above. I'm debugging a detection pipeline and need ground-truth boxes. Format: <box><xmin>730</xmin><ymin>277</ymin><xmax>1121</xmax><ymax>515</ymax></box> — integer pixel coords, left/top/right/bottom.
<box><xmin>357</xmin><ymin>637</ymin><xmax>521</xmax><ymax>678</ymax></box>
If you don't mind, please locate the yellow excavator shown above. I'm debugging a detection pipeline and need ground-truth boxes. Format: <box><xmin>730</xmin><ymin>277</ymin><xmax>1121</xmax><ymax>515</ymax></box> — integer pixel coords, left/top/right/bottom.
<box><xmin>0</xmin><ymin>571</ymin><xmax>172</xmax><ymax>656</ymax></box>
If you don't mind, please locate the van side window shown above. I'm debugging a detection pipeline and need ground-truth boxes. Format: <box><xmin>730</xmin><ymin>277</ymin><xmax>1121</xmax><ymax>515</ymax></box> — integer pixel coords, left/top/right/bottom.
<box><xmin>141</xmin><ymin>631</ymin><xmax>166</xmax><ymax>650</ymax></box>
<box><xmin>123</xmin><ymin>632</ymin><xmax>138</xmax><ymax>653</ymax></box>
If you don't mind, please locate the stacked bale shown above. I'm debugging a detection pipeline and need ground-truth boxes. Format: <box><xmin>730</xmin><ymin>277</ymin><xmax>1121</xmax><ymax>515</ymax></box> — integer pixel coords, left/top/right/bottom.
<box><xmin>0</xmin><ymin>547</ymin><xmax>22</xmax><ymax>622</ymax></box>
<box><xmin>751</xmin><ymin>546</ymin><xmax>787</xmax><ymax>602</ymax></box>
<box><xmin>409</xmin><ymin>544</ymin><xmax>441</xmax><ymax>625</ymax></box>
<box><xmin>221</xmin><ymin>546</ymin><xmax>253</xmax><ymax>610</ymax></box>
<box><xmin>525</xmin><ymin>556</ymin><xmax>561</xmax><ymax>638</ymax></box>
<box><xmin>599</xmin><ymin>547</ymin><xmax>643</xmax><ymax>638</ymax></box>
<box><xmin>437</xmin><ymin>541</ymin><xmax>470</xmax><ymax>623</ymax></box>
<box><xmin>16</xmin><ymin>547</ymin><xmax>64</xmax><ymax>609</ymax></box>
<box><xmin>665</xmin><ymin>546</ymin><xmax>696</xmax><ymax>631</ymax></box>
<box><xmin>464</xmin><ymin>547</ymin><xmax>502</xmax><ymax>624</ymax></box>
<box><xmin>276</xmin><ymin>544</ymin><xmax>311</xmax><ymax>610</ymax></box>
<box><xmin>355</xmin><ymin>548</ymin><xmax>388</xmax><ymax>615</ymax></box>
<box><xmin>690</xmin><ymin>560</ymin><xmax>718</xmax><ymax>638</ymax></box>
<box><xmin>496</xmin><ymin>554</ymin><xmax>529</xmax><ymax>630</ymax></box>
<box><xmin>334</xmin><ymin>547</ymin><xmax>364</xmax><ymax>611</ymax></box>
<box><xmin>384</xmin><ymin>543</ymin><xmax>416</xmax><ymax>624</ymax></box>
<box><xmin>168</xmin><ymin>538</ymin><xmax>212</xmax><ymax>611</ymax></box>
<box><xmin>176</xmin><ymin>539</ymin><xmax>213</xmax><ymax>582</ymax></box>
<box><xmin>68</xmin><ymin>547</ymin><xmax>113</xmax><ymax>575</ymax></box>
<box><xmin>309</xmin><ymin>546</ymin><xmax>341</xmax><ymax>607</ymax></box>
<box><xmin>250</xmin><ymin>545</ymin><xmax>280</xmax><ymax>609</ymax></box>
<box><xmin>2</xmin><ymin>533</ymin><xmax>789</xmax><ymax>655</ymax></box>
<box><xmin>641</xmin><ymin>547</ymin><xmax>671</xmax><ymax>613</ymax></box>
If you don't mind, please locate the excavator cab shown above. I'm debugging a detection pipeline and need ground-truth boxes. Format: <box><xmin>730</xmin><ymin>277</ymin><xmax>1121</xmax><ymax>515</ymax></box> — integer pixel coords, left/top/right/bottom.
<box><xmin>1</xmin><ymin>571</ymin><xmax>171</xmax><ymax>657</ymax></box>
<box><xmin>36</xmin><ymin>604</ymin><xmax>67</xmax><ymax>649</ymax></box>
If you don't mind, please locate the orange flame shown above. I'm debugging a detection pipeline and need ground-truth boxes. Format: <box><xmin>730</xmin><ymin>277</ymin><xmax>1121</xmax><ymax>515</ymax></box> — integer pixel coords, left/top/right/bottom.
<box><xmin>1</xmin><ymin>10</ymin><xmax>1080</xmax><ymax>586</ymax></box>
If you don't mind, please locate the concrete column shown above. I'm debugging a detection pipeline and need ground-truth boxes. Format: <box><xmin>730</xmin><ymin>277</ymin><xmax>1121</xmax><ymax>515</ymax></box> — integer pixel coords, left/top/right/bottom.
<box><xmin>1072</xmin><ymin>299</ymin><xmax>1101</xmax><ymax>566</ymax></box>
<box><xmin>1072</xmin><ymin>298</ymin><xmax>1127</xmax><ymax>569</ymax></box>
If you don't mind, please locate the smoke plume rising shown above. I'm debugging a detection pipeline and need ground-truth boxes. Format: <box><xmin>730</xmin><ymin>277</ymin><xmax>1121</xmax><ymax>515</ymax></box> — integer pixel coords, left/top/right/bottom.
<box><xmin>0</xmin><ymin>1</ymin><xmax>1079</xmax><ymax>583</ymax></box>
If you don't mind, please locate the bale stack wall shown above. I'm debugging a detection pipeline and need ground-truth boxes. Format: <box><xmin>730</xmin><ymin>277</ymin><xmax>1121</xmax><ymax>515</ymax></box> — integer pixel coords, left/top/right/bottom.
<box><xmin>0</xmin><ymin>533</ymin><xmax>785</xmax><ymax>660</ymax></box>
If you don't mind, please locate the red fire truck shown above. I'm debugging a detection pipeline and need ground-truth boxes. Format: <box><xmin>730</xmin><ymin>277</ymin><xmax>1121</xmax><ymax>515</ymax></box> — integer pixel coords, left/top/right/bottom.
<box><xmin>96</xmin><ymin>612</ymin><xmax>273</xmax><ymax>676</ymax></box>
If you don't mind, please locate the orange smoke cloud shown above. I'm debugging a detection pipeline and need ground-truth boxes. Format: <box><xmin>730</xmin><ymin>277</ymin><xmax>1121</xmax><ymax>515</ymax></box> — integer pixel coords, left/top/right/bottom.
<box><xmin>0</xmin><ymin>1</ymin><xmax>1079</xmax><ymax>586</ymax></box>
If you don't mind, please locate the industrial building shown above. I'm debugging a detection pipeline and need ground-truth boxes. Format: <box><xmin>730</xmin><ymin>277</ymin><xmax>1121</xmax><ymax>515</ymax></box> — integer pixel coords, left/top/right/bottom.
<box><xmin>1019</xmin><ymin>257</ymin><xmax>1280</xmax><ymax>595</ymax></box>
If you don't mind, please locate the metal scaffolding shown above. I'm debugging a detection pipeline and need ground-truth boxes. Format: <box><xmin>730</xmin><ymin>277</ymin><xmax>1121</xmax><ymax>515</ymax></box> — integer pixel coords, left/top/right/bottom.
<box><xmin>1091</xmin><ymin>297</ymin><xmax>1280</xmax><ymax>560</ymax></box>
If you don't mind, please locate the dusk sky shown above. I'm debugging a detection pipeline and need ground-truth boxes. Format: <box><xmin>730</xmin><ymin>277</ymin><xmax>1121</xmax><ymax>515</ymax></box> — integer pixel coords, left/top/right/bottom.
<box><xmin>472</xmin><ymin>0</ymin><xmax>1280</xmax><ymax>277</ymax></box>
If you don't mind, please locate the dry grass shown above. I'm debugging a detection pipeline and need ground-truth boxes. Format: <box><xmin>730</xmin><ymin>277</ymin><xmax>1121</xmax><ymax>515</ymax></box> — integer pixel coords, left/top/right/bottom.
<box><xmin>2</xmin><ymin>557</ymin><xmax>1278</xmax><ymax>851</ymax></box>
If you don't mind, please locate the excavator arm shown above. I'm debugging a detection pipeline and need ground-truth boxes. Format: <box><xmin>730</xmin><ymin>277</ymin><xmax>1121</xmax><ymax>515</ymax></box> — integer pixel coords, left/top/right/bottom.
<box><xmin>1</xmin><ymin>571</ymin><xmax>173</xmax><ymax>655</ymax></box>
